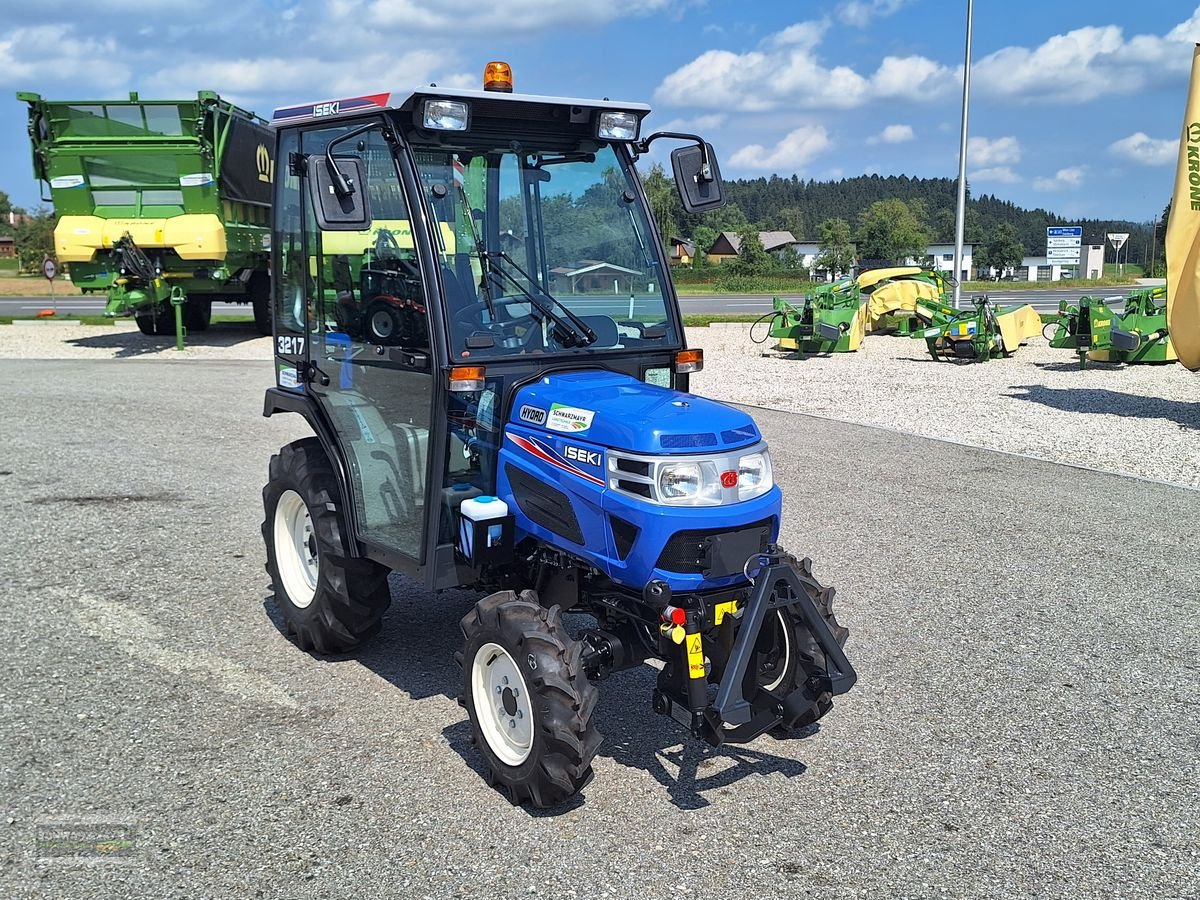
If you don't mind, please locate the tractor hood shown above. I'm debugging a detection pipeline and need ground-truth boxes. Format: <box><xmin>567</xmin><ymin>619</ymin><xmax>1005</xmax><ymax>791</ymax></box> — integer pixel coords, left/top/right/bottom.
<box><xmin>508</xmin><ymin>371</ymin><xmax>760</xmax><ymax>454</ymax></box>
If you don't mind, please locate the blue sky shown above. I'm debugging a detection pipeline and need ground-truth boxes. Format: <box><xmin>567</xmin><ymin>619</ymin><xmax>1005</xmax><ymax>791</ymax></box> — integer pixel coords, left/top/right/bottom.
<box><xmin>2</xmin><ymin>0</ymin><xmax>1196</xmax><ymax>225</ymax></box>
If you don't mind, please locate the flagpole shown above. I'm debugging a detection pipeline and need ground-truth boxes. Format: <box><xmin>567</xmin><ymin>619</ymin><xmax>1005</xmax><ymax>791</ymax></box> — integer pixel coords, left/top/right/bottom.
<box><xmin>952</xmin><ymin>0</ymin><xmax>974</xmax><ymax>309</ymax></box>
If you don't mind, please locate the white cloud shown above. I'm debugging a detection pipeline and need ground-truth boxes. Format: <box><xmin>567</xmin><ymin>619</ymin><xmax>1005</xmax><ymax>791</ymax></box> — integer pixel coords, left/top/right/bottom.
<box><xmin>838</xmin><ymin>0</ymin><xmax>910</xmax><ymax>27</ymax></box>
<box><xmin>968</xmin><ymin>135</ymin><xmax>1021</xmax><ymax>166</ymax></box>
<box><xmin>357</xmin><ymin>0</ymin><xmax>681</xmax><ymax>30</ymax></box>
<box><xmin>730</xmin><ymin>125</ymin><xmax>832</xmax><ymax>170</ymax></box>
<box><xmin>654</xmin><ymin>21</ymin><xmax>954</xmax><ymax>111</ymax></box>
<box><xmin>1033</xmin><ymin>167</ymin><xmax>1086</xmax><ymax>191</ymax></box>
<box><xmin>974</xmin><ymin>9</ymin><xmax>1200</xmax><ymax>104</ymax></box>
<box><xmin>969</xmin><ymin>167</ymin><xmax>1022</xmax><ymax>184</ymax></box>
<box><xmin>868</xmin><ymin>124</ymin><xmax>915</xmax><ymax>145</ymax></box>
<box><xmin>0</xmin><ymin>25</ymin><xmax>129</xmax><ymax>90</ymax></box>
<box><xmin>1109</xmin><ymin>132</ymin><xmax>1178</xmax><ymax>166</ymax></box>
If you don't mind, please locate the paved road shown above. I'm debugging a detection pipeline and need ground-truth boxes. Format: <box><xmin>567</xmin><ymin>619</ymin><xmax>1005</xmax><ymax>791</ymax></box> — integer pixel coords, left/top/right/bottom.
<box><xmin>0</xmin><ymin>296</ymin><xmax>253</xmax><ymax>317</ymax></box>
<box><xmin>0</xmin><ymin>287</ymin><xmax>1130</xmax><ymax>319</ymax></box>
<box><xmin>1</xmin><ymin>359</ymin><xmax>1195</xmax><ymax>897</ymax></box>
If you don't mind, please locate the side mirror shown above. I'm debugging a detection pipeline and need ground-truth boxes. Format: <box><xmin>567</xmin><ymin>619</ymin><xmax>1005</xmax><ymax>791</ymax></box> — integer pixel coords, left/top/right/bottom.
<box><xmin>310</xmin><ymin>157</ymin><xmax>371</xmax><ymax>231</ymax></box>
<box><xmin>671</xmin><ymin>142</ymin><xmax>725</xmax><ymax>213</ymax></box>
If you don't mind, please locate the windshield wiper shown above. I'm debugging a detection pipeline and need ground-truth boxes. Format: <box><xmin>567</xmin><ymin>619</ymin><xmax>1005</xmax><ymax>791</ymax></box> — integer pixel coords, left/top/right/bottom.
<box><xmin>452</xmin><ymin>179</ymin><xmax>497</xmax><ymax>321</ymax></box>
<box><xmin>483</xmin><ymin>250</ymin><xmax>597</xmax><ymax>347</ymax></box>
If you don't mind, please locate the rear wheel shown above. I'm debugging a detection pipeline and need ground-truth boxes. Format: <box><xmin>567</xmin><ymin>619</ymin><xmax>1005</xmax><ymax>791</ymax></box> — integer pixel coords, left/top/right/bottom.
<box><xmin>262</xmin><ymin>437</ymin><xmax>391</xmax><ymax>653</ymax></box>
<box><xmin>135</xmin><ymin>313</ymin><xmax>157</xmax><ymax>336</ymax></box>
<box><xmin>249</xmin><ymin>272</ymin><xmax>272</xmax><ymax>336</ymax></box>
<box><xmin>184</xmin><ymin>298</ymin><xmax>211</xmax><ymax>332</ymax></box>
<box><xmin>458</xmin><ymin>591</ymin><xmax>601</xmax><ymax>807</ymax></box>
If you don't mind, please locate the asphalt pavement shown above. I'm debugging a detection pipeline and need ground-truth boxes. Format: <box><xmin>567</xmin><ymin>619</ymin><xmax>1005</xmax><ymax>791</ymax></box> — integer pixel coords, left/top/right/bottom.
<box><xmin>1</xmin><ymin>359</ymin><xmax>1195</xmax><ymax>898</ymax></box>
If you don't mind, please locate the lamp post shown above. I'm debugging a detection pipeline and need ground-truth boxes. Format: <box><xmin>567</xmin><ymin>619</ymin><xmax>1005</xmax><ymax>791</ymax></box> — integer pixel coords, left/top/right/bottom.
<box><xmin>951</xmin><ymin>0</ymin><xmax>974</xmax><ymax>309</ymax></box>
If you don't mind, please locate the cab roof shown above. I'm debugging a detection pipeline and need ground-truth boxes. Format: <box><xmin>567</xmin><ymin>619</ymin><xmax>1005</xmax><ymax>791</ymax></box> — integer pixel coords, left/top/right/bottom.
<box><xmin>271</xmin><ymin>87</ymin><xmax>651</xmax><ymax>127</ymax></box>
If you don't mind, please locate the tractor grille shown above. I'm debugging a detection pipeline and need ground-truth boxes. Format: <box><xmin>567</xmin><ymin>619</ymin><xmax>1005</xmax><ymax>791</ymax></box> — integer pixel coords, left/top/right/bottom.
<box><xmin>721</xmin><ymin>426</ymin><xmax>758</xmax><ymax>445</ymax></box>
<box><xmin>655</xmin><ymin>516</ymin><xmax>775</xmax><ymax>576</ymax></box>
<box><xmin>609</xmin><ymin>515</ymin><xmax>640</xmax><ymax>560</ymax></box>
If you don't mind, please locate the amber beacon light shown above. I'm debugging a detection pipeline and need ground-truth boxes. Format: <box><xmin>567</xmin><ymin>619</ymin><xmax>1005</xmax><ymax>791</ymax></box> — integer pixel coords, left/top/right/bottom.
<box><xmin>483</xmin><ymin>61</ymin><xmax>514</xmax><ymax>93</ymax></box>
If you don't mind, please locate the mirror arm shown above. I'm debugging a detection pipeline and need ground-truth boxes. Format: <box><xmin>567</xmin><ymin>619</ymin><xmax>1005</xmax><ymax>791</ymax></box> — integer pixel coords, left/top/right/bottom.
<box><xmin>633</xmin><ymin>131</ymin><xmax>713</xmax><ymax>182</ymax></box>
<box><xmin>324</xmin><ymin>121</ymin><xmax>379</xmax><ymax>197</ymax></box>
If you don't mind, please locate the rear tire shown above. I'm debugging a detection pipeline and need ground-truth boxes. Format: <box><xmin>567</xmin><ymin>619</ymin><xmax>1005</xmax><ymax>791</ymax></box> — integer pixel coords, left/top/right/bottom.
<box><xmin>249</xmin><ymin>272</ymin><xmax>272</xmax><ymax>336</ymax></box>
<box><xmin>135</xmin><ymin>313</ymin><xmax>157</xmax><ymax>336</ymax></box>
<box><xmin>262</xmin><ymin>437</ymin><xmax>391</xmax><ymax>653</ymax></box>
<box><xmin>184</xmin><ymin>299</ymin><xmax>211</xmax><ymax>332</ymax></box>
<box><xmin>458</xmin><ymin>590</ymin><xmax>601</xmax><ymax>807</ymax></box>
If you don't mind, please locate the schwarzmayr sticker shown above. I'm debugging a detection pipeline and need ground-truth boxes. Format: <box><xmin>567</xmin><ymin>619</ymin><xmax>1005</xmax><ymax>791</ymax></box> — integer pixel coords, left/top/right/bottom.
<box><xmin>546</xmin><ymin>403</ymin><xmax>595</xmax><ymax>433</ymax></box>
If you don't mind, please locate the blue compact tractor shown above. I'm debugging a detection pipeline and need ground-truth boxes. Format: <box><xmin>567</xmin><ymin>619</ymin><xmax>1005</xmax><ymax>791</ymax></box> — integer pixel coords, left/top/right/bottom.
<box><xmin>261</xmin><ymin>63</ymin><xmax>856</xmax><ymax>806</ymax></box>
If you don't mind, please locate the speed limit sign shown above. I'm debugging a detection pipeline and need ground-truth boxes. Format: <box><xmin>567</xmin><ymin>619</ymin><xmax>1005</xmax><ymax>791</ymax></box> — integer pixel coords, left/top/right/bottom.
<box><xmin>42</xmin><ymin>257</ymin><xmax>58</xmax><ymax>281</ymax></box>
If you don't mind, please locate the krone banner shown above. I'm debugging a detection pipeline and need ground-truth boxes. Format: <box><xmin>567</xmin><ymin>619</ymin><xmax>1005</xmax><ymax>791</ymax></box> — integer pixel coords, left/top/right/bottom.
<box><xmin>1166</xmin><ymin>43</ymin><xmax>1200</xmax><ymax>370</ymax></box>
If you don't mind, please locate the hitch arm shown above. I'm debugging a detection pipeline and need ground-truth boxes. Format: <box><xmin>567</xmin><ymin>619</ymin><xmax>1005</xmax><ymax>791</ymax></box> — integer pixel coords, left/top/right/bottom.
<box><xmin>712</xmin><ymin>550</ymin><xmax>857</xmax><ymax>727</ymax></box>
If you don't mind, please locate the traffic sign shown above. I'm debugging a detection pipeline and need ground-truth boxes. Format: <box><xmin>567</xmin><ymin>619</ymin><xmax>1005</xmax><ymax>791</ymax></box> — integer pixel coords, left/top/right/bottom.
<box><xmin>1047</xmin><ymin>226</ymin><xmax>1083</xmax><ymax>238</ymax></box>
<box><xmin>42</xmin><ymin>257</ymin><xmax>57</xmax><ymax>281</ymax></box>
<box><xmin>1047</xmin><ymin>237</ymin><xmax>1081</xmax><ymax>248</ymax></box>
<box><xmin>1046</xmin><ymin>248</ymin><xmax>1082</xmax><ymax>260</ymax></box>
<box><xmin>1106</xmin><ymin>232</ymin><xmax>1129</xmax><ymax>249</ymax></box>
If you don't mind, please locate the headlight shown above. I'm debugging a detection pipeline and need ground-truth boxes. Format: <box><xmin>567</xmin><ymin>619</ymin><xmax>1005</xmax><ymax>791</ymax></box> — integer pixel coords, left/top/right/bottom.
<box><xmin>422</xmin><ymin>99</ymin><xmax>470</xmax><ymax>131</ymax></box>
<box><xmin>738</xmin><ymin>452</ymin><xmax>767</xmax><ymax>489</ymax></box>
<box><xmin>597</xmin><ymin>111</ymin><xmax>640</xmax><ymax>141</ymax></box>
<box><xmin>659</xmin><ymin>462</ymin><xmax>703</xmax><ymax>500</ymax></box>
<box><xmin>609</xmin><ymin>443</ymin><xmax>774</xmax><ymax>507</ymax></box>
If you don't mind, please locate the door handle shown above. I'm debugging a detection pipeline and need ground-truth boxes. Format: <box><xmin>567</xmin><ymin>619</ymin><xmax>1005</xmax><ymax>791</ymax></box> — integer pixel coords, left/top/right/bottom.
<box><xmin>305</xmin><ymin>362</ymin><xmax>331</xmax><ymax>386</ymax></box>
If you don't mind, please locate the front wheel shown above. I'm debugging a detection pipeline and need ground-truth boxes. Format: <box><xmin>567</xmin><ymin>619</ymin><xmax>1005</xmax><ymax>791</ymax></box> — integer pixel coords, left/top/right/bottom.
<box><xmin>262</xmin><ymin>438</ymin><xmax>391</xmax><ymax>653</ymax></box>
<box><xmin>458</xmin><ymin>591</ymin><xmax>601</xmax><ymax>807</ymax></box>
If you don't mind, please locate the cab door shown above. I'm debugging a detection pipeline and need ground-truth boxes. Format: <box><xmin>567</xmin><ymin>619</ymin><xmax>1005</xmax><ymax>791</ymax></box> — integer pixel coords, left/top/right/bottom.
<box><xmin>289</xmin><ymin>121</ymin><xmax>434</xmax><ymax>562</ymax></box>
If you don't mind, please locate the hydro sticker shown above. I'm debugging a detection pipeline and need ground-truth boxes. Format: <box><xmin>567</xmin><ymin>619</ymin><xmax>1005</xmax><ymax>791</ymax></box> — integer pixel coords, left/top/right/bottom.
<box><xmin>546</xmin><ymin>403</ymin><xmax>594</xmax><ymax>433</ymax></box>
<box><xmin>179</xmin><ymin>172</ymin><xmax>215</xmax><ymax>187</ymax></box>
<box><xmin>518</xmin><ymin>404</ymin><xmax>546</xmax><ymax>425</ymax></box>
<box><xmin>50</xmin><ymin>175</ymin><xmax>85</xmax><ymax>189</ymax></box>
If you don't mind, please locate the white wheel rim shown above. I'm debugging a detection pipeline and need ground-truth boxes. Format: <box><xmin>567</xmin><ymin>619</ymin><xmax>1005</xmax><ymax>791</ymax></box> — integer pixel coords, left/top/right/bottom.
<box><xmin>273</xmin><ymin>490</ymin><xmax>318</xmax><ymax>609</ymax></box>
<box><xmin>760</xmin><ymin>610</ymin><xmax>792</xmax><ymax>693</ymax></box>
<box><xmin>471</xmin><ymin>642</ymin><xmax>534</xmax><ymax>767</ymax></box>
<box><xmin>371</xmin><ymin>309</ymin><xmax>394</xmax><ymax>338</ymax></box>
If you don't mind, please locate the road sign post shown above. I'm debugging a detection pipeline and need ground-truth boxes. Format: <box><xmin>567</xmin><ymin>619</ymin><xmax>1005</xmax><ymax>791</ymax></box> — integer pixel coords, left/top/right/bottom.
<box><xmin>1106</xmin><ymin>232</ymin><xmax>1129</xmax><ymax>276</ymax></box>
<box><xmin>1046</xmin><ymin>226</ymin><xmax>1082</xmax><ymax>277</ymax></box>
<box><xmin>42</xmin><ymin>256</ymin><xmax>58</xmax><ymax>317</ymax></box>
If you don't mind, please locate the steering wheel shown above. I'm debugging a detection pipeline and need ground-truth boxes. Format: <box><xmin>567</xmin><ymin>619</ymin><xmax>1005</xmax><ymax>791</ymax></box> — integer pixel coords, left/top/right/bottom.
<box><xmin>452</xmin><ymin>296</ymin><xmax>538</xmax><ymax>330</ymax></box>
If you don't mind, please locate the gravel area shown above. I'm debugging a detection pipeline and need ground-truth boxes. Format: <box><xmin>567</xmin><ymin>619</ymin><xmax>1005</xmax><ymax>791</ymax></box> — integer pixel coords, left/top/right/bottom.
<box><xmin>2</xmin><ymin>359</ymin><xmax>1196</xmax><ymax>899</ymax></box>
<box><xmin>2</xmin><ymin>319</ymin><xmax>1197</xmax><ymax>490</ymax></box>
<box><xmin>691</xmin><ymin>324</ymin><xmax>1200</xmax><ymax>490</ymax></box>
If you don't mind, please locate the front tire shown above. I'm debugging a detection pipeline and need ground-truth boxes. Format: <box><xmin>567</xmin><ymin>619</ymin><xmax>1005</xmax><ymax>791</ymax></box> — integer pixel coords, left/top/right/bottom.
<box><xmin>772</xmin><ymin>588</ymin><xmax>849</xmax><ymax>733</ymax></box>
<box><xmin>459</xmin><ymin>591</ymin><xmax>601</xmax><ymax>807</ymax></box>
<box><xmin>262</xmin><ymin>438</ymin><xmax>391</xmax><ymax>653</ymax></box>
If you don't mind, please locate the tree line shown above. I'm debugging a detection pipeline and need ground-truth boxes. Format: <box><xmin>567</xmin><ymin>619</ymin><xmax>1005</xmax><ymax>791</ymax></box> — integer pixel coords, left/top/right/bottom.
<box><xmin>645</xmin><ymin>169</ymin><xmax>1165</xmax><ymax>275</ymax></box>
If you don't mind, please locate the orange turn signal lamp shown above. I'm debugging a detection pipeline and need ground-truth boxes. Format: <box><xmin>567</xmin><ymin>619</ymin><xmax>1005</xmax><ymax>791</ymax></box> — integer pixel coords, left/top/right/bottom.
<box><xmin>449</xmin><ymin>365</ymin><xmax>486</xmax><ymax>392</ymax></box>
<box><xmin>674</xmin><ymin>348</ymin><xmax>704</xmax><ymax>374</ymax></box>
<box><xmin>483</xmin><ymin>61</ymin><xmax>513</xmax><ymax>93</ymax></box>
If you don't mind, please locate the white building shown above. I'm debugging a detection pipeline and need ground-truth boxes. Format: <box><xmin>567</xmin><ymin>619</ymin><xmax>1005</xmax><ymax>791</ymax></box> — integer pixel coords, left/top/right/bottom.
<box><xmin>1007</xmin><ymin>243</ymin><xmax>1105</xmax><ymax>282</ymax></box>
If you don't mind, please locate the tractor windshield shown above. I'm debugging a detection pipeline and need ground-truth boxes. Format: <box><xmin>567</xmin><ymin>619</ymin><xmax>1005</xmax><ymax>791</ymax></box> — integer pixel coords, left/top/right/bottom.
<box><xmin>412</xmin><ymin>144</ymin><xmax>678</xmax><ymax>360</ymax></box>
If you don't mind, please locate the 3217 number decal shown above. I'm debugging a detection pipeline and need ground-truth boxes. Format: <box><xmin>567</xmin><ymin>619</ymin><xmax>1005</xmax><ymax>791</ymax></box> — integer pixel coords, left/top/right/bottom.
<box><xmin>276</xmin><ymin>335</ymin><xmax>305</xmax><ymax>356</ymax></box>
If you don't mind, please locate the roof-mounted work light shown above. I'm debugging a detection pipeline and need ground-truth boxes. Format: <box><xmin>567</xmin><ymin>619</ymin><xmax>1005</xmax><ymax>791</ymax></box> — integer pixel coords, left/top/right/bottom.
<box><xmin>422</xmin><ymin>99</ymin><xmax>470</xmax><ymax>131</ymax></box>
<box><xmin>597</xmin><ymin>110</ymin><xmax>640</xmax><ymax>142</ymax></box>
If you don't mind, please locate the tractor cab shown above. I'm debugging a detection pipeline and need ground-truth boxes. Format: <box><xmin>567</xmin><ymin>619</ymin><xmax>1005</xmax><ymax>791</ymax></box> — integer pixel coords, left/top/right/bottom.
<box><xmin>265</xmin><ymin>68</ymin><xmax>724</xmax><ymax>586</ymax></box>
<box><xmin>262</xmin><ymin>65</ymin><xmax>854</xmax><ymax>807</ymax></box>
